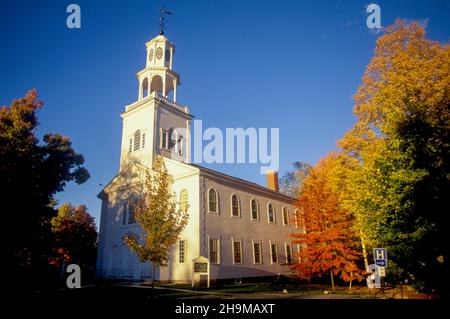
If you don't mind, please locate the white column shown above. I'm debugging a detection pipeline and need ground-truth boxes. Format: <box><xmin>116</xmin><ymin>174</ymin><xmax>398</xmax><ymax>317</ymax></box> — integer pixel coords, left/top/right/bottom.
<box><xmin>162</xmin><ymin>75</ymin><xmax>167</xmax><ymax>97</ymax></box>
<box><xmin>173</xmin><ymin>78</ymin><xmax>177</xmax><ymax>102</ymax></box>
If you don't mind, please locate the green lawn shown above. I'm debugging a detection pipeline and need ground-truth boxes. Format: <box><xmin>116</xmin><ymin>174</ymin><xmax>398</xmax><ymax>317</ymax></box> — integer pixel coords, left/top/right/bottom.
<box><xmin>154</xmin><ymin>282</ymin><xmax>368</xmax><ymax>295</ymax></box>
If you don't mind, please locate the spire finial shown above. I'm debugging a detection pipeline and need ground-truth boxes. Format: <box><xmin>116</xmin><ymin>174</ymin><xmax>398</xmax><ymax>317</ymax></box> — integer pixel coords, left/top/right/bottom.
<box><xmin>159</xmin><ymin>6</ymin><xmax>173</xmax><ymax>35</ymax></box>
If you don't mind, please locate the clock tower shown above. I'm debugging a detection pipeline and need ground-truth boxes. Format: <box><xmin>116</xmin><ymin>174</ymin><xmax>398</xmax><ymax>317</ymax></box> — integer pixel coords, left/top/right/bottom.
<box><xmin>138</xmin><ymin>35</ymin><xmax>179</xmax><ymax>102</ymax></box>
<box><xmin>118</xmin><ymin>33</ymin><xmax>192</xmax><ymax>171</ymax></box>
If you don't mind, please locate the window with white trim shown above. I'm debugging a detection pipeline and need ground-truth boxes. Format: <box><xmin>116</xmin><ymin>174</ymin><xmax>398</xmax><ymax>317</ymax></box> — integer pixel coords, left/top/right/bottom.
<box><xmin>285</xmin><ymin>243</ymin><xmax>293</xmax><ymax>264</ymax></box>
<box><xmin>268</xmin><ymin>203</ymin><xmax>275</xmax><ymax>224</ymax></box>
<box><xmin>270</xmin><ymin>242</ymin><xmax>278</xmax><ymax>264</ymax></box>
<box><xmin>282</xmin><ymin>207</ymin><xmax>289</xmax><ymax>225</ymax></box>
<box><xmin>122</xmin><ymin>203</ymin><xmax>127</xmax><ymax>225</ymax></box>
<box><xmin>160</xmin><ymin>128</ymin><xmax>168</xmax><ymax>149</ymax></box>
<box><xmin>208</xmin><ymin>188</ymin><xmax>218</xmax><ymax>213</ymax></box>
<box><xmin>128</xmin><ymin>201</ymin><xmax>136</xmax><ymax>224</ymax></box>
<box><xmin>251</xmin><ymin>199</ymin><xmax>259</xmax><ymax>220</ymax></box>
<box><xmin>209</xmin><ymin>238</ymin><xmax>220</xmax><ymax>264</ymax></box>
<box><xmin>253</xmin><ymin>241</ymin><xmax>262</xmax><ymax>264</ymax></box>
<box><xmin>179</xmin><ymin>240</ymin><xmax>186</xmax><ymax>263</ymax></box>
<box><xmin>232</xmin><ymin>240</ymin><xmax>242</xmax><ymax>264</ymax></box>
<box><xmin>231</xmin><ymin>194</ymin><xmax>240</xmax><ymax>217</ymax></box>
<box><xmin>142</xmin><ymin>133</ymin><xmax>146</xmax><ymax>148</ymax></box>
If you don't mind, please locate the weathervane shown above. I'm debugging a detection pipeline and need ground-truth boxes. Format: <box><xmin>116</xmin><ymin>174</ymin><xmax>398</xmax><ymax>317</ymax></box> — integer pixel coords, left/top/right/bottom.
<box><xmin>159</xmin><ymin>6</ymin><xmax>173</xmax><ymax>35</ymax></box>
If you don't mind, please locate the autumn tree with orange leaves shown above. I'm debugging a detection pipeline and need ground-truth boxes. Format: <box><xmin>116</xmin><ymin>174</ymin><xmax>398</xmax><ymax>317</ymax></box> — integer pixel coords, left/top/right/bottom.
<box><xmin>291</xmin><ymin>153</ymin><xmax>363</xmax><ymax>290</ymax></box>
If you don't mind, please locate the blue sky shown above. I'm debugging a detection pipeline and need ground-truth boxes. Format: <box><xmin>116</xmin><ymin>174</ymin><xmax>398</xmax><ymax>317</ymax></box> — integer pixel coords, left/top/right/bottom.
<box><xmin>1</xmin><ymin>0</ymin><xmax>449</xmax><ymax>225</ymax></box>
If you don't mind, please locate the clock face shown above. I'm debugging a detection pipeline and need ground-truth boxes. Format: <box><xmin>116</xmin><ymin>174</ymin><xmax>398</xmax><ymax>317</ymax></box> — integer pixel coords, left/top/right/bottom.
<box><xmin>148</xmin><ymin>49</ymin><xmax>154</xmax><ymax>62</ymax></box>
<box><xmin>156</xmin><ymin>47</ymin><xmax>163</xmax><ymax>60</ymax></box>
<box><xmin>165</xmin><ymin>49</ymin><xmax>170</xmax><ymax>62</ymax></box>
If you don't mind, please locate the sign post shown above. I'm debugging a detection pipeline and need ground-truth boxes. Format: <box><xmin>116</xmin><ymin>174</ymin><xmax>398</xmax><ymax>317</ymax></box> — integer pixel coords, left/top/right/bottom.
<box><xmin>191</xmin><ymin>256</ymin><xmax>210</xmax><ymax>288</ymax></box>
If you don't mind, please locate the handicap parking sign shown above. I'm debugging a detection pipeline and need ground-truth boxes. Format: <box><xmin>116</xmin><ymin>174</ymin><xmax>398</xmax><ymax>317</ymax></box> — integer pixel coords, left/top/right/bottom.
<box><xmin>373</xmin><ymin>248</ymin><xmax>387</xmax><ymax>267</ymax></box>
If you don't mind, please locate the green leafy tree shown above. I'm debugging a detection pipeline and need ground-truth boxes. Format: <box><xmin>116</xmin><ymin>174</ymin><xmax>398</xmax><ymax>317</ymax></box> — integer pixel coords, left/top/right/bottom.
<box><xmin>339</xmin><ymin>20</ymin><xmax>450</xmax><ymax>293</ymax></box>
<box><xmin>0</xmin><ymin>90</ymin><xmax>89</xmax><ymax>288</ymax></box>
<box><xmin>51</xmin><ymin>203</ymin><xmax>97</xmax><ymax>269</ymax></box>
<box><xmin>123</xmin><ymin>156</ymin><xmax>189</xmax><ymax>288</ymax></box>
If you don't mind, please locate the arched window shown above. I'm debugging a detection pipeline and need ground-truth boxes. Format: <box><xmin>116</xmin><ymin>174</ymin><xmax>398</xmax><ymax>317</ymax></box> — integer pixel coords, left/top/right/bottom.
<box><xmin>231</xmin><ymin>194</ymin><xmax>240</xmax><ymax>217</ymax></box>
<box><xmin>180</xmin><ymin>189</ymin><xmax>188</xmax><ymax>212</ymax></box>
<box><xmin>134</xmin><ymin>130</ymin><xmax>141</xmax><ymax>151</ymax></box>
<box><xmin>150</xmin><ymin>75</ymin><xmax>163</xmax><ymax>95</ymax></box>
<box><xmin>141</xmin><ymin>78</ymin><xmax>149</xmax><ymax>98</ymax></box>
<box><xmin>250</xmin><ymin>198</ymin><xmax>259</xmax><ymax>220</ymax></box>
<box><xmin>128</xmin><ymin>201</ymin><xmax>136</xmax><ymax>224</ymax></box>
<box><xmin>160</xmin><ymin>128</ymin><xmax>168</xmax><ymax>149</ymax></box>
<box><xmin>122</xmin><ymin>202</ymin><xmax>127</xmax><ymax>225</ymax></box>
<box><xmin>295</xmin><ymin>209</ymin><xmax>304</xmax><ymax>230</ymax></box>
<box><xmin>268</xmin><ymin>203</ymin><xmax>275</xmax><ymax>224</ymax></box>
<box><xmin>282</xmin><ymin>206</ymin><xmax>289</xmax><ymax>225</ymax></box>
<box><xmin>208</xmin><ymin>188</ymin><xmax>218</xmax><ymax>213</ymax></box>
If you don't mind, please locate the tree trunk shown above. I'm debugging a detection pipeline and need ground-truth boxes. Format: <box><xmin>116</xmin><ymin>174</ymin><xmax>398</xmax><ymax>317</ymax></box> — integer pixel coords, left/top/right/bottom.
<box><xmin>330</xmin><ymin>269</ymin><xmax>335</xmax><ymax>291</ymax></box>
<box><xmin>349</xmin><ymin>272</ymin><xmax>353</xmax><ymax>290</ymax></box>
<box><xmin>152</xmin><ymin>263</ymin><xmax>156</xmax><ymax>289</ymax></box>
<box><xmin>360</xmin><ymin>230</ymin><xmax>369</xmax><ymax>271</ymax></box>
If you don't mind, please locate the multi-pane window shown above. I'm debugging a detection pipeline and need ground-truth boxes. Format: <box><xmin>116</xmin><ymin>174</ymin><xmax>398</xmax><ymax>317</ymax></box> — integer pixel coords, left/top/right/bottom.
<box><xmin>268</xmin><ymin>203</ymin><xmax>275</xmax><ymax>223</ymax></box>
<box><xmin>179</xmin><ymin>240</ymin><xmax>186</xmax><ymax>263</ymax></box>
<box><xmin>251</xmin><ymin>199</ymin><xmax>259</xmax><ymax>220</ymax></box>
<box><xmin>286</xmin><ymin>244</ymin><xmax>293</xmax><ymax>264</ymax></box>
<box><xmin>270</xmin><ymin>243</ymin><xmax>278</xmax><ymax>264</ymax></box>
<box><xmin>122</xmin><ymin>203</ymin><xmax>127</xmax><ymax>225</ymax></box>
<box><xmin>233</xmin><ymin>240</ymin><xmax>242</xmax><ymax>264</ymax></box>
<box><xmin>231</xmin><ymin>194</ymin><xmax>240</xmax><ymax>217</ymax></box>
<box><xmin>282</xmin><ymin>207</ymin><xmax>289</xmax><ymax>225</ymax></box>
<box><xmin>134</xmin><ymin>130</ymin><xmax>141</xmax><ymax>151</ymax></box>
<box><xmin>180</xmin><ymin>189</ymin><xmax>188</xmax><ymax>212</ymax></box>
<box><xmin>128</xmin><ymin>202</ymin><xmax>136</xmax><ymax>224</ymax></box>
<box><xmin>208</xmin><ymin>188</ymin><xmax>218</xmax><ymax>213</ymax></box>
<box><xmin>129</xmin><ymin>139</ymin><xmax>132</xmax><ymax>153</ymax></box>
<box><xmin>142</xmin><ymin>133</ymin><xmax>146</xmax><ymax>149</ymax></box>
<box><xmin>253</xmin><ymin>242</ymin><xmax>262</xmax><ymax>264</ymax></box>
<box><xmin>209</xmin><ymin>238</ymin><xmax>219</xmax><ymax>264</ymax></box>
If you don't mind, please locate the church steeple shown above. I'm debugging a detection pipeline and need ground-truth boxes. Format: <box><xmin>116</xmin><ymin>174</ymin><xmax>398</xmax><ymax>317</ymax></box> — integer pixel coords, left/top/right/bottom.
<box><xmin>119</xmin><ymin>19</ymin><xmax>191</xmax><ymax>171</ymax></box>
<box><xmin>137</xmin><ymin>34</ymin><xmax>180</xmax><ymax>102</ymax></box>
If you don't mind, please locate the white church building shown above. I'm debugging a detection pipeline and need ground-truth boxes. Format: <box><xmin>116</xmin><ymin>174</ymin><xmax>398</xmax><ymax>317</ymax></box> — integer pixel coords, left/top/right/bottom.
<box><xmin>96</xmin><ymin>32</ymin><xmax>301</xmax><ymax>282</ymax></box>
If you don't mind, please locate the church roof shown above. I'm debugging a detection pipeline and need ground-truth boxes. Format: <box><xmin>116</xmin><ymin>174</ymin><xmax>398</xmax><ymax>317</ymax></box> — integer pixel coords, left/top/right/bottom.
<box><xmin>189</xmin><ymin>163</ymin><xmax>297</xmax><ymax>203</ymax></box>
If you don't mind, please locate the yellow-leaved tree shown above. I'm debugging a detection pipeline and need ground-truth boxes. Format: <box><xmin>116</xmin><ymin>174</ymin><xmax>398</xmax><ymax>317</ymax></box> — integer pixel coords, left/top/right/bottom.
<box><xmin>339</xmin><ymin>19</ymin><xmax>450</xmax><ymax>292</ymax></box>
<box><xmin>123</xmin><ymin>156</ymin><xmax>189</xmax><ymax>288</ymax></box>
